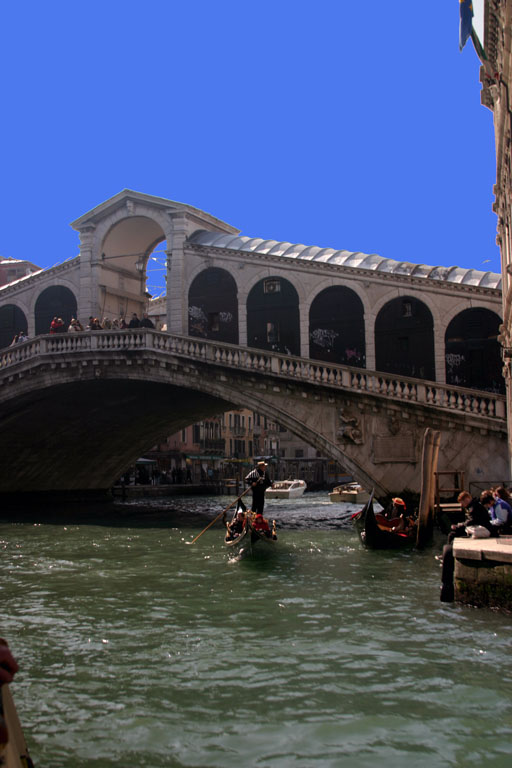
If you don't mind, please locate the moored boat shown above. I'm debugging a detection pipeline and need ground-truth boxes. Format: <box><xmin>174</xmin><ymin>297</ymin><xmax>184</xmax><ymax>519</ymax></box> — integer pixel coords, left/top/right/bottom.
<box><xmin>352</xmin><ymin>493</ymin><xmax>416</xmax><ymax>549</ymax></box>
<box><xmin>330</xmin><ymin>482</ymin><xmax>370</xmax><ymax>503</ymax></box>
<box><xmin>265</xmin><ymin>479</ymin><xmax>307</xmax><ymax>500</ymax></box>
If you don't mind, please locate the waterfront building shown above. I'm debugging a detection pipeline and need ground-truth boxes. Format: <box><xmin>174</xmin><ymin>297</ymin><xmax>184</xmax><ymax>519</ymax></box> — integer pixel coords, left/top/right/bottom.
<box><xmin>469</xmin><ymin>1</ymin><xmax>512</xmax><ymax>470</ymax></box>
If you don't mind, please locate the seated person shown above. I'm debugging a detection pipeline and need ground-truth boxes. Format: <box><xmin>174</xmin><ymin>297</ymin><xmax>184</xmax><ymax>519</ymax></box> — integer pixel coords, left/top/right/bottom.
<box><xmin>492</xmin><ymin>487</ymin><xmax>512</xmax><ymax>532</ymax></box>
<box><xmin>389</xmin><ymin>497</ymin><xmax>415</xmax><ymax>533</ymax></box>
<box><xmin>227</xmin><ymin>510</ymin><xmax>246</xmax><ymax>539</ymax></box>
<box><xmin>251</xmin><ymin>511</ymin><xmax>272</xmax><ymax>537</ymax></box>
<box><xmin>449</xmin><ymin>491</ymin><xmax>495</xmax><ymax>542</ymax></box>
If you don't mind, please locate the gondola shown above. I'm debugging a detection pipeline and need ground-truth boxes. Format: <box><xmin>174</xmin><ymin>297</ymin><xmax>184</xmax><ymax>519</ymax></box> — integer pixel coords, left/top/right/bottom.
<box><xmin>352</xmin><ymin>492</ymin><xmax>416</xmax><ymax>549</ymax></box>
<box><xmin>224</xmin><ymin>501</ymin><xmax>277</xmax><ymax>553</ymax></box>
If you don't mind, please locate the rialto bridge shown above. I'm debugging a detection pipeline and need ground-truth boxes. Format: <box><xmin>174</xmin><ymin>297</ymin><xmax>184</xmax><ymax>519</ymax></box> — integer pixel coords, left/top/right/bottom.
<box><xmin>0</xmin><ymin>330</ymin><xmax>507</xmax><ymax>500</ymax></box>
<box><xmin>0</xmin><ymin>189</ymin><xmax>508</xmax><ymax>499</ymax></box>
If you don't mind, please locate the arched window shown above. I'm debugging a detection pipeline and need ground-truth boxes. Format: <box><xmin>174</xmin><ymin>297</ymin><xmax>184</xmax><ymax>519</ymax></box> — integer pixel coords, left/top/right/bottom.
<box><xmin>35</xmin><ymin>286</ymin><xmax>78</xmax><ymax>335</ymax></box>
<box><xmin>445</xmin><ymin>308</ymin><xmax>503</xmax><ymax>393</ymax></box>
<box><xmin>375</xmin><ymin>297</ymin><xmax>435</xmax><ymax>380</ymax></box>
<box><xmin>247</xmin><ymin>277</ymin><xmax>300</xmax><ymax>355</ymax></box>
<box><xmin>309</xmin><ymin>286</ymin><xmax>365</xmax><ymax>366</ymax></box>
<box><xmin>0</xmin><ymin>305</ymin><xmax>28</xmax><ymax>349</ymax></box>
<box><xmin>188</xmin><ymin>268</ymin><xmax>238</xmax><ymax>343</ymax></box>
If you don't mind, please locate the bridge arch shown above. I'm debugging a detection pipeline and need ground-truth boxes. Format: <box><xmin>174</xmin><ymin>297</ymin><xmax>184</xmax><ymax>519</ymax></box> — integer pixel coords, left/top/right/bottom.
<box><xmin>92</xmin><ymin>205</ymin><xmax>172</xmax><ymax>257</ymax></box>
<box><xmin>188</xmin><ymin>267</ymin><xmax>239</xmax><ymax>343</ymax></box>
<box><xmin>375</xmin><ymin>295</ymin><xmax>435</xmax><ymax>380</ymax></box>
<box><xmin>445</xmin><ymin>307</ymin><xmax>503</xmax><ymax>393</ymax></box>
<box><xmin>34</xmin><ymin>285</ymin><xmax>78</xmax><ymax>335</ymax></box>
<box><xmin>0</xmin><ymin>304</ymin><xmax>28</xmax><ymax>349</ymax></box>
<box><xmin>308</xmin><ymin>285</ymin><xmax>365</xmax><ymax>366</ymax></box>
<box><xmin>247</xmin><ymin>276</ymin><xmax>300</xmax><ymax>355</ymax></box>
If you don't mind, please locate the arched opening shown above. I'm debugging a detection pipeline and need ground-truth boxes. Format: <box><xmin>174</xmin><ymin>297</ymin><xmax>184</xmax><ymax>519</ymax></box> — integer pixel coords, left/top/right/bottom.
<box><xmin>99</xmin><ymin>216</ymin><xmax>166</xmax><ymax>322</ymax></box>
<box><xmin>188</xmin><ymin>268</ymin><xmax>239</xmax><ymax>343</ymax></box>
<box><xmin>145</xmin><ymin>240</ymin><xmax>168</xmax><ymax>300</ymax></box>
<box><xmin>0</xmin><ymin>304</ymin><xmax>28</xmax><ymax>348</ymax></box>
<box><xmin>34</xmin><ymin>286</ymin><xmax>77</xmax><ymax>335</ymax></box>
<box><xmin>309</xmin><ymin>286</ymin><xmax>365</xmax><ymax>366</ymax></box>
<box><xmin>375</xmin><ymin>296</ymin><xmax>435</xmax><ymax>380</ymax></box>
<box><xmin>445</xmin><ymin>308</ymin><xmax>504</xmax><ymax>393</ymax></box>
<box><xmin>247</xmin><ymin>277</ymin><xmax>300</xmax><ymax>355</ymax></box>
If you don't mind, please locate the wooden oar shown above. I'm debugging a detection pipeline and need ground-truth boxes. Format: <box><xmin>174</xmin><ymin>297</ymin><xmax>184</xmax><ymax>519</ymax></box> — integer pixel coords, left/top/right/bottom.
<box><xmin>187</xmin><ymin>487</ymin><xmax>252</xmax><ymax>545</ymax></box>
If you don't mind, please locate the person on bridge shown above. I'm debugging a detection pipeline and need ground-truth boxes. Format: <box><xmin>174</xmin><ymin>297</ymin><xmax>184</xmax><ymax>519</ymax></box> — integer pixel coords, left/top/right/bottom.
<box><xmin>128</xmin><ymin>313</ymin><xmax>141</xmax><ymax>328</ymax></box>
<box><xmin>140</xmin><ymin>313</ymin><xmax>155</xmax><ymax>328</ymax></box>
<box><xmin>50</xmin><ymin>316</ymin><xmax>65</xmax><ymax>333</ymax></box>
<box><xmin>245</xmin><ymin>460</ymin><xmax>272</xmax><ymax>515</ymax></box>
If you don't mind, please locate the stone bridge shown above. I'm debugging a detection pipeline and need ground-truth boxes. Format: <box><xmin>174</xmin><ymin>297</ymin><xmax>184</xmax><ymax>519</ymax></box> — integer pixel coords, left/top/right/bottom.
<box><xmin>0</xmin><ymin>330</ymin><xmax>507</xmax><ymax>501</ymax></box>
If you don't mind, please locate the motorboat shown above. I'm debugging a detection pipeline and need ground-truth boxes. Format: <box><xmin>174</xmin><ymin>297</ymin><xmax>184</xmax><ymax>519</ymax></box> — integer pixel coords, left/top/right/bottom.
<box><xmin>329</xmin><ymin>482</ymin><xmax>370</xmax><ymax>503</ymax></box>
<box><xmin>265</xmin><ymin>479</ymin><xmax>307</xmax><ymax>500</ymax></box>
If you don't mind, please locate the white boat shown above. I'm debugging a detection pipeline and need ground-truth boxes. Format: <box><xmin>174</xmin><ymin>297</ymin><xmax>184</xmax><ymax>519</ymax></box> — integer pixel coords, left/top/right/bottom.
<box><xmin>265</xmin><ymin>479</ymin><xmax>307</xmax><ymax>500</ymax></box>
<box><xmin>329</xmin><ymin>483</ymin><xmax>370</xmax><ymax>503</ymax></box>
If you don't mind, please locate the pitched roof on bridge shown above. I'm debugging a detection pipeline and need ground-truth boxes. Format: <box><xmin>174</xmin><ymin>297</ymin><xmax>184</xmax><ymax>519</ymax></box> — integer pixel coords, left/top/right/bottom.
<box><xmin>188</xmin><ymin>230</ymin><xmax>502</xmax><ymax>290</ymax></box>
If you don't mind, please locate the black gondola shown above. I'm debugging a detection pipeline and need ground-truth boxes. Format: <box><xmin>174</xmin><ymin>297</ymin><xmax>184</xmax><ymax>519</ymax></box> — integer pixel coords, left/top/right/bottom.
<box><xmin>224</xmin><ymin>501</ymin><xmax>277</xmax><ymax>553</ymax></box>
<box><xmin>352</xmin><ymin>492</ymin><xmax>416</xmax><ymax>549</ymax></box>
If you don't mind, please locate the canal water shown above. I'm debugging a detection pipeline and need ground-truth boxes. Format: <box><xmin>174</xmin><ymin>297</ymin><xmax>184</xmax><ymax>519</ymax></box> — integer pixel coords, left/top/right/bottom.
<box><xmin>2</xmin><ymin>492</ymin><xmax>512</xmax><ymax>768</ymax></box>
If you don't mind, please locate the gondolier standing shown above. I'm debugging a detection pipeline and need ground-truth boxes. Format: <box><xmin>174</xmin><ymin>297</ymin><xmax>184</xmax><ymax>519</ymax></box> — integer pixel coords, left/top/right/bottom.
<box><xmin>245</xmin><ymin>460</ymin><xmax>272</xmax><ymax>514</ymax></box>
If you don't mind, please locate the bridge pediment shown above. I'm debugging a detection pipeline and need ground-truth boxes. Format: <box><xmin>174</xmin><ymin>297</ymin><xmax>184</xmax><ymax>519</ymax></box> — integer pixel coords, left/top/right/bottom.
<box><xmin>70</xmin><ymin>189</ymin><xmax>239</xmax><ymax>238</ymax></box>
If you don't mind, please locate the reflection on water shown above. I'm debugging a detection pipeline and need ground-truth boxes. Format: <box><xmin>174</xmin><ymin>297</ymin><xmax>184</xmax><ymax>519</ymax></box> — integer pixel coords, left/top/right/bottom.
<box><xmin>2</xmin><ymin>492</ymin><xmax>512</xmax><ymax>767</ymax></box>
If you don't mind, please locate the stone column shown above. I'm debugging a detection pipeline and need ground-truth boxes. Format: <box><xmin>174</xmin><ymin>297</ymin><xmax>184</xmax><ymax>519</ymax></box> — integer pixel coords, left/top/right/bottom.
<box><xmin>167</xmin><ymin>214</ymin><xmax>187</xmax><ymax>335</ymax></box>
<box><xmin>434</xmin><ymin>324</ymin><xmax>446</xmax><ymax>385</ymax></box>
<box><xmin>299</xmin><ymin>301</ymin><xmax>309</xmax><ymax>359</ymax></box>
<box><xmin>78</xmin><ymin>224</ymin><xmax>98</xmax><ymax>322</ymax></box>
<box><xmin>364</xmin><ymin>311</ymin><xmax>376</xmax><ymax>370</ymax></box>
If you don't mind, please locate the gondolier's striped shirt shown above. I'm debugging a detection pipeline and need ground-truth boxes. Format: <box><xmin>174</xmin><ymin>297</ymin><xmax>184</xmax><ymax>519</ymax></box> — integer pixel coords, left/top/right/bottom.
<box><xmin>245</xmin><ymin>468</ymin><xmax>263</xmax><ymax>485</ymax></box>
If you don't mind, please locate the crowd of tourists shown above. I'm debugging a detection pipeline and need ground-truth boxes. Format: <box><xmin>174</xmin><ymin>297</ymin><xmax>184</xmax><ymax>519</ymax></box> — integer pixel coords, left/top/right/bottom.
<box><xmin>51</xmin><ymin>312</ymin><xmax>156</xmax><ymax>333</ymax></box>
<box><xmin>10</xmin><ymin>312</ymin><xmax>161</xmax><ymax>345</ymax></box>
<box><xmin>448</xmin><ymin>485</ymin><xmax>512</xmax><ymax>541</ymax></box>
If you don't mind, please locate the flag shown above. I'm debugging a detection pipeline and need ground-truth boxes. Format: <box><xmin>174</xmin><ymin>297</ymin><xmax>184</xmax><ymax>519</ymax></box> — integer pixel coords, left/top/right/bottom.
<box><xmin>459</xmin><ymin>0</ymin><xmax>474</xmax><ymax>51</ymax></box>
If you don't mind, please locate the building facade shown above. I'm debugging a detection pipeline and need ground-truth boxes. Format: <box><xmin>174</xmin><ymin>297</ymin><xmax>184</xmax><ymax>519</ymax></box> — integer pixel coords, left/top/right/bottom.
<box><xmin>477</xmin><ymin>1</ymin><xmax>512</xmax><ymax>468</ymax></box>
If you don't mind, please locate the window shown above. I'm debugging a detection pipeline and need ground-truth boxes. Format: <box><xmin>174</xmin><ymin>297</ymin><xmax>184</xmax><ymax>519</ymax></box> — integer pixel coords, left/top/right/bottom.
<box><xmin>295</xmin><ymin>449</ymin><xmax>304</xmax><ymax>458</ymax></box>
<box><xmin>264</xmin><ymin>278</ymin><xmax>281</xmax><ymax>294</ymax></box>
<box><xmin>402</xmin><ymin>301</ymin><xmax>412</xmax><ymax>317</ymax></box>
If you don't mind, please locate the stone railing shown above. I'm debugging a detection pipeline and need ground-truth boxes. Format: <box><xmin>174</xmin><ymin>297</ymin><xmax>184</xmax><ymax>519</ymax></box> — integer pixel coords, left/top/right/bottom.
<box><xmin>0</xmin><ymin>329</ymin><xmax>506</xmax><ymax>421</ymax></box>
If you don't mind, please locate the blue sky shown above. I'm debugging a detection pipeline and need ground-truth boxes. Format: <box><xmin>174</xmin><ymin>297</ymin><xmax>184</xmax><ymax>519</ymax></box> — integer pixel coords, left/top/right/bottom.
<box><xmin>0</xmin><ymin>1</ymin><xmax>499</xmax><ymax>277</ymax></box>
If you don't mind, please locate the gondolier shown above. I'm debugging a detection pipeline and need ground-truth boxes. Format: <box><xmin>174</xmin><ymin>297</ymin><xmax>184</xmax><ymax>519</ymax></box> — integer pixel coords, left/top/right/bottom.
<box><xmin>245</xmin><ymin>460</ymin><xmax>272</xmax><ymax>514</ymax></box>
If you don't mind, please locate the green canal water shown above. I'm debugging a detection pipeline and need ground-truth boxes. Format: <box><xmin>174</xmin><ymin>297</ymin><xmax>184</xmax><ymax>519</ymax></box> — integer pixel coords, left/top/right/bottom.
<box><xmin>2</xmin><ymin>493</ymin><xmax>512</xmax><ymax>768</ymax></box>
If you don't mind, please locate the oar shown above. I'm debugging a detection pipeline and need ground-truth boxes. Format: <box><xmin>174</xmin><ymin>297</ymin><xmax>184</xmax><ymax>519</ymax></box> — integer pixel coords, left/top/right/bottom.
<box><xmin>187</xmin><ymin>487</ymin><xmax>252</xmax><ymax>545</ymax></box>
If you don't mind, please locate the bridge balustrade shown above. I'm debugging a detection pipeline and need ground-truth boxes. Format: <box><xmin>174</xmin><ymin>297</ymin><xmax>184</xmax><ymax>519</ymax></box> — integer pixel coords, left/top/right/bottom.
<box><xmin>0</xmin><ymin>329</ymin><xmax>505</xmax><ymax>422</ymax></box>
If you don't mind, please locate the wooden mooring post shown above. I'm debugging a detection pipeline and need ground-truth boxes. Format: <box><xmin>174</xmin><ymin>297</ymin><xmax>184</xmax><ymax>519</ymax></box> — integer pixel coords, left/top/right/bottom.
<box><xmin>416</xmin><ymin>428</ymin><xmax>441</xmax><ymax>548</ymax></box>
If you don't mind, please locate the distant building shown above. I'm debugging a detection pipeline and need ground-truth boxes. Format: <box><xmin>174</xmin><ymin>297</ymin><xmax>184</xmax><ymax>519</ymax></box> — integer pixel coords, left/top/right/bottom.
<box><xmin>147</xmin><ymin>408</ymin><xmax>347</xmax><ymax>488</ymax></box>
<box><xmin>0</xmin><ymin>257</ymin><xmax>41</xmax><ymax>287</ymax></box>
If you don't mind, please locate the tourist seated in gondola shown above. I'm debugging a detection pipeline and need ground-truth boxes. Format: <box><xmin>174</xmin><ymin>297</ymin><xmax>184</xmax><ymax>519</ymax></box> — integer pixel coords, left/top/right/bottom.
<box><xmin>226</xmin><ymin>509</ymin><xmax>246</xmax><ymax>540</ymax></box>
<box><xmin>389</xmin><ymin>497</ymin><xmax>415</xmax><ymax>533</ymax></box>
<box><xmin>252</xmin><ymin>511</ymin><xmax>273</xmax><ymax>538</ymax></box>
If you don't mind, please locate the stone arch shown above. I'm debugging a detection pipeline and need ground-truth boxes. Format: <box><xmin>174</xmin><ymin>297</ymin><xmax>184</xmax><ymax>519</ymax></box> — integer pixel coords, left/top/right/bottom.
<box><xmin>247</xmin><ymin>276</ymin><xmax>300</xmax><ymax>355</ymax></box>
<box><xmin>34</xmin><ymin>285</ymin><xmax>78</xmax><ymax>335</ymax></box>
<box><xmin>93</xmin><ymin>213</ymin><xmax>169</xmax><ymax>321</ymax></box>
<box><xmin>375</xmin><ymin>296</ymin><xmax>435</xmax><ymax>380</ymax></box>
<box><xmin>445</xmin><ymin>307</ymin><xmax>504</xmax><ymax>393</ymax></box>
<box><xmin>188</xmin><ymin>267</ymin><xmax>239</xmax><ymax>343</ymax></box>
<box><xmin>309</xmin><ymin>285</ymin><xmax>365</xmax><ymax>367</ymax></box>
<box><xmin>0</xmin><ymin>304</ymin><xmax>28</xmax><ymax>348</ymax></box>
